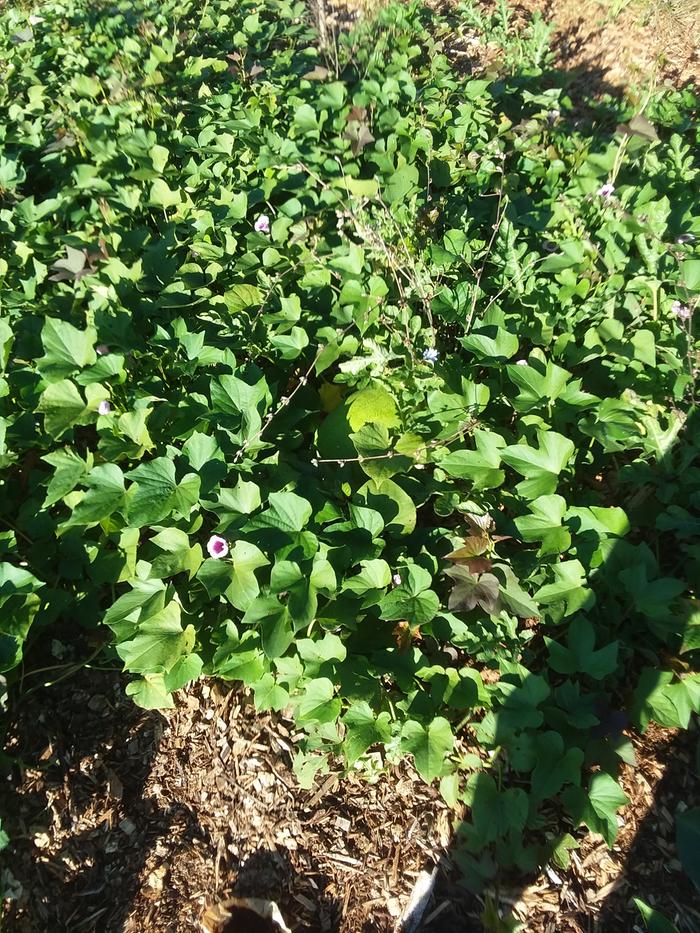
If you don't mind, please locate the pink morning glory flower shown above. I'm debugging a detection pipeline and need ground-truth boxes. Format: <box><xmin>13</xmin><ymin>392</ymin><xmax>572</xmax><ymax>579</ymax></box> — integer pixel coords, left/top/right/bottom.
<box><xmin>597</xmin><ymin>182</ymin><xmax>615</xmax><ymax>199</ymax></box>
<box><xmin>207</xmin><ymin>535</ymin><xmax>229</xmax><ymax>559</ymax></box>
<box><xmin>392</xmin><ymin>573</ymin><xmax>402</xmax><ymax>586</ymax></box>
<box><xmin>96</xmin><ymin>344</ymin><xmax>109</xmax><ymax>356</ymax></box>
<box><xmin>98</xmin><ymin>400</ymin><xmax>111</xmax><ymax>415</ymax></box>
<box><xmin>254</xmin><ymin>214</ymin><xmax>270</xmax><ymax>234</ymax></box>
<box><xmin>672</xmin><ymin>300</ymin><xmax>691</xmax><ymax>322</ymax></box>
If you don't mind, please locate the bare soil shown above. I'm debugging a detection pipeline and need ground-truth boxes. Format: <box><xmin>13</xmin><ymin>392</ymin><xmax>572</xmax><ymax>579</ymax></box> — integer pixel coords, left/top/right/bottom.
<box><xmin>517</xmin><ymin>0</ymin><xmax>698</xmax><ymax>91</ymax></box>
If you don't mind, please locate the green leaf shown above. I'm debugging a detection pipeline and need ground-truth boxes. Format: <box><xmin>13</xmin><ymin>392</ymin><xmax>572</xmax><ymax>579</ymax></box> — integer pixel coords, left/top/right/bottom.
<box><xmin>344</xmin><ymin>177</ymin><xmax>379</xmax><ymax>198</ymax></box>
<box><xmin>229</xmin><ymin>542</ymin><xmax>270</xmax><ymax>611</ymax></box>
<box><xmin>62</xmin><ymin>463</ymin><xmax>126</xmax><ymax>528</ymax></box>
<box><xmin>344</xmin><ymin>559</ymin><xmax>392</xmax><ymax>594</ymax></box>
<box><xmin>126</xmin><ymin>458</ymin><xmax>199</xmax><ymax>526</ymax></box>
<box><xmin>125</xmin><ymin>674</ymin><xmax>175</xmax><ymax>709</ymax></box>
<box><xmin>676</xmin><ymin>807</ymin><xmax>700</xmax><ymax>892</ymax></box>
<box><xmin>149</xmin><ymin>178</ymin><xmax>181</xmax><ymax>208</ymax></box>
<box><xmin>681</xmin><ymin>258</ymin><xmax>700</xmax><ymax>291</ymax></box>
<box><xmin>294</xmin><ymin>103</ymin><xmax>319</xmax><ymax>134</ymax></box>
<box><xmin>243</xmin><ymin>596</ymin><xmax>293</xmax><ymax>659</ymax></box>
<box><xmin>537</xmin><ymin>560</ymin><xmax>593</xmax><ymax>617</ymax></box>
<box><xmin>550</xmin><ymin>834</ymin><xmax>579</xmax><ymax>871</ymax></box>
<box><xmin>0</xmin><ymin>564</ymin><xmax>42</xmax><ymax>672</ymax></box>
<box><xmin>103</xmin><ymin>579</ymin><xmax>166</xmax><ymax>637</ymax></box>
<box><xmin>252</xmin><ymin>672</ymin><xmax>289</xmax><ymax>711</ymax></box>
<box><xmin>382</xmin><ymin>162</ymin><xmax>419</xmax><ymax>204</ymax></box>
<box><xmin>566</xmin><ymin>505</ymin><xmax>630</xmax><ymax>537</ymax></box>
<box><xmin>461</xmin><ymin>326</ymin><xmax>519</xmax><ymax>361</ymax></box>
<box><xmin>506</xmin><ymin>359</ymin><xmax>572</xmax><ymax>412</ymax></box>
<box><xmin>222</xmin><ymin>284</ymin><xmax>262</xmax><ymax>312</ymax></box>
<box><xmin>347</xmin><ymin>385</ymin><xmax>399</xmax><ymax>431</ymax></box>
<box><xmin>165</xmin><ymin>652</ymin><xmax>204</xmax><ymax>692</ymax></box>
<box><xmin>38</xmin><ymin>318</ymin><xmax>97</xmax><ymax>379</ymax></box>
<box><xmin>71</xmin><ymin>74</ymin><xmax>101</xmax><ymax>98</ymax></box>
<box><xmin>359</xmin><ymin>477</ymin><xmax>416</xmax><ymax>535</ymax></box>
<box><xmin>545</xmin><ymin>617</ymin><xmax>618</xmax><ymax>679</ymax></box>
<box><xmin>37</xmin><ymin>379</ymin><xmax>87</xmax><ymax>438</ymax></box>
<box><xmin>514</xmin><ymin>495</ymin><xmax>571</xmax><ymax>555</ymax></box>
<box><xmin>539</xmin><ymin>240</ymin><xmax>584</xmax><ymax>271</ymax></box>
<box><xmin>116</xmin><ymin>601</ymin><xmax>195</xmax><ymax>674</ymax></box>
<box><xmin>400</xmin><ymin>717</ymin><xmax>453</xmax><ymax>782</ymax></box>
<box><xmin>342</xmin><ymin>701</ymin><xmax>392</xmax><ymax>764</ymax></box>
<box><xmin>501</xmin><ymin>432</ymin><xmax>575</xmax><ymax>499</ymax></box>
<box><xmin>496</xmin><ymin>566</ymin><xmax>539</xmax><ymax>619</ymax></box>
<box><xmin>182</xmin><ymin>431</ymin><xmax>223</xmax><ymax>471</ymax></box>
<box><xmin>439</xmin><ymin>430</ymin><xmax>505</xmax><ymax>490</ymax></box>
<box><xmin>530</xmin><ymin>732</ymin><xmax>584</xmax><ymax>801</ymax></box>
<box><xmin>293</xmin><ymin>751</ymin><xmax>330</xmax><ymax>789</ymax></box>
<box><xmin>466</xmin><ymin>772</ymin><xmax>528</xmax><ymax>843</ymax></box>
<box><xmin>296</xmin><ymin>677</ymin><xmax>341</xmax><ymax>724</ymax></box>
<box><xmin>563</xmin><ymin>772</ymin><xmax>629</xmax><ymax>845</ymax></box>
<box><xmin>42</xmin><ymin>448</ymin><xmax>90</xmax><ymax>508</ymax></box>
<box><xmin>631</xmin><ymin>669</ymin><xmax>700</xmax><ymax>730</ymax></box>
<box><xmin>380</xmin><ymin>564</ymin><xmax>440</xmax><ymax>625</ymax></box>
<box><xmin>253</xmin><ymin>491</ymin><xmax>312</xmax><ymax>534</ymax></box>
<box><xmin>148</xmin><ymin>528</ymin><xmax>202</xmax><ymax>580</ymax></box>
<box><xmin>350</xmin><ymin>423</ymin><xmax>411</xmax><ymax>481</ymax></box>
<box><xmin>214</xmin><ymin>478</ymin><xmax>262</xmax><ymax>517</ymax></box>
<box><xmin>634</xmin><ymin>899</ymin><xmax>679</xmax><ymax>933</ymax></box>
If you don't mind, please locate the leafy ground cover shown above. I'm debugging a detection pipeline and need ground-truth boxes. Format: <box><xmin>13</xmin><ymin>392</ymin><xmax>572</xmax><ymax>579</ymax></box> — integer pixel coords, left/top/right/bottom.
<box><xmin>0</xmin><ymin>0</ymin><xmax>699</xmax><ymax>926</ymax></box>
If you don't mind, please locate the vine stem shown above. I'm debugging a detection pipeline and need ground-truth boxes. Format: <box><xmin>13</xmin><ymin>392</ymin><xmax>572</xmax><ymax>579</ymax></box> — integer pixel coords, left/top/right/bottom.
<box><xmin>232</xmin><ymin>322</ymin><xmax>356</xmax><ymax>464</ymax></box>
<box><xmin>311</xmin><ymin>418</ymin><xmax>479</xmax><ymax>467</ymax></box>
<box><xmin>465</xmin><ymin>161</ymin><xmax>507</xmax><ymax>335</ymax></box>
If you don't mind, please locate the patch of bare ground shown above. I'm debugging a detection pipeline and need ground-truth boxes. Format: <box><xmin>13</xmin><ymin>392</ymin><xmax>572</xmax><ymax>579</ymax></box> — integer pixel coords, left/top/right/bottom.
<box><xmin>510</xmin><ymin>0</ymin><xmax>697</xmax><ymax>91</ymax></box>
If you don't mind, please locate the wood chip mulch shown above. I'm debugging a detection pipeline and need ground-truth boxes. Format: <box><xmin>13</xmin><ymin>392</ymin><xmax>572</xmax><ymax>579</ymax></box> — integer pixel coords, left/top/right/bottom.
<box><xmin>0</xmin><ymin>670</ymin><xmax>459</xmax><ymax>932</ymax></box>
<box><xmin>1</xmin><ymin>667</ymin><xmax>699</xmax><ymax>932</ymax></box>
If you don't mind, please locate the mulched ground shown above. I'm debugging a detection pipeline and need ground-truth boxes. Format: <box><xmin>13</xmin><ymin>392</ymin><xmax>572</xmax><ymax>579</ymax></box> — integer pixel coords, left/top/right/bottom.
<box><xmin>2</xmin><ymin>665</ymin><xmax>699</xmax><ymax>932</ymax></box>
<box><xmin>0</xmin><ymin>670</ymin><xmax>460</xmax><ymax>933</ymax></box>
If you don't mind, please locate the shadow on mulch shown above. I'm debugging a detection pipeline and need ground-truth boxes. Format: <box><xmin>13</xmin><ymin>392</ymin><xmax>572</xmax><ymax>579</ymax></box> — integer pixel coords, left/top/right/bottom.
<box><xmin>596</xmin><ymin>725</ymin><xmax>700</xmax><ymax>932</ymax></box>
<box><xmin>0</xmin><ymin>667</ymin><xmax>175</xmax><ymax>931</ymax></box>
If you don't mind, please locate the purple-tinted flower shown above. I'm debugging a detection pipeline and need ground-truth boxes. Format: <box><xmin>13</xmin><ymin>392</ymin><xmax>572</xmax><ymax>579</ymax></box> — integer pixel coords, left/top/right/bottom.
<box><xmin>676</xmin><ymin>233</ymin><xmax>696</xmax><ymax>244</ymax></box>
<box><xmin>422</xmin><ymin>347</ymin><xmax>439</xmax><ymax>364</ymax></box>
<box><xmin>254</xmin><ymin>214</ymin><xmax>270</xmax><ymax>234</ymax></box>
<box><xmin>547</xmin><ymin>109</ymin><xmax>560</xmax><ymax>125</ymax></box>
<box><xmin>515</xmin><ymin>359</ymin><xmax>528</xmax><ymax>366</ymax></box>
<box><xmin>96</xmin><ymin>344</ymin><xmax>109</xmax><ymax>356</ymax></box>
<box><xmin>392</xmin><ymin>573</ymin><xmax>402</xmax><ymax>586</ymax></box>
<box><xmin>672</xmin><ymin>300</ymin><xmax>691</xmax><ymax>322</ymax></box>
<box><xmin>597</xmin><ymin>182</ymin><xmax>615</xmax><ymax>199</ymax></box>
<box><xmin>98</xmin><ymin>400</ymin><xmax>111</xmax><ymax>415</ymax></box>
<box><xmin>207</xmin><ymin>535</ymin><xmax>229</xmax><ymax>559</ymax></box>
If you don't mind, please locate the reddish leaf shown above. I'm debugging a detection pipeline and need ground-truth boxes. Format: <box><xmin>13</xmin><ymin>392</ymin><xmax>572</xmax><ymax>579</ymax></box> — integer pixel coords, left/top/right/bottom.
<box><xmin>463</xmin><ymin>556</ymin><xmax>493</xmax><ymax>574</ymax></box>
<box><xmin>446</xmin><ymin>534</ymin><xmax>490</xmax><ymax>561</ymax></box>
